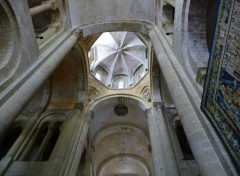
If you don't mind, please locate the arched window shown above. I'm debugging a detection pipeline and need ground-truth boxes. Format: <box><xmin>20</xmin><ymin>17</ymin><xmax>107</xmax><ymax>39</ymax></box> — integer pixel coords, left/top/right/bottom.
<box><xmin>118</xmin><ymin>80</ymin><xmax>124</xmax><ymax>89</ymax></box>
<box><xmin>95</xmin><ymin>72</ymin><xmax>101</xmax><ymax>80</ymax></box>
<box><xmin>112</xmin><ymin>75</ymin><xmax>128</xmax><ymax>89</ymax></box>
<box><xmin>21</xmin><ymin>120</ymin><xmax>64</xmax><ymax>161</ymax></box>
<box><xmin>162</xmin><ymin>3</ymin><xmax>175</xmax><ymax>38</ymax></box>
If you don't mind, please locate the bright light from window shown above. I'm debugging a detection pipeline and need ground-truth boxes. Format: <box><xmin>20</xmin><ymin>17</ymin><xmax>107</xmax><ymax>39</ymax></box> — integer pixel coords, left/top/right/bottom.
<box><xmin>95</xmin><ymin>73</ymin><xmax>101</xmax><ymax>80</ymax></box>
<box><xmin>88</xmin><ymin>51</ymin><xmax>90</xmax><ymax>58</ymax></box>
<box><xmin>118</xmin><ymin>81</ymin><xmax>124</xmax><ymax>89</ymax></box>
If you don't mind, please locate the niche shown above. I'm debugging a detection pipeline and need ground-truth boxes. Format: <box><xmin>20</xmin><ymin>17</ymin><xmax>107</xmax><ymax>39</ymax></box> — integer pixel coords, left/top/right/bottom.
<box><xmin>162</xmin><ymin>3</ymin><xmax>175</xmax><ymax>36</ymax></box>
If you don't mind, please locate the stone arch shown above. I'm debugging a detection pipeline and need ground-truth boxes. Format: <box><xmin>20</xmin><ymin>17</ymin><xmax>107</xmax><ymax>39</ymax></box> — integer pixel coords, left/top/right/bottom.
<box><xmin>0</xmin><ymin>1</ymin><xmax>20</xmax><ymax>89</ymax></box>
<box><xmin>97</xmin><ymin>155</ymin><xmax>151</xmax><ymax>176</ymax></box>
<box><xmin>93</xmin><ymin>125</ymin><xmax>150</xmax><ymax>147</ymax></box>
<box><xmin>88</xmin><ymin>96</ymin><xmax>151</xmax><ymax>112</ymax></box>
<box><xmin>47</xmin><ymin>44</ymin><xmax>85</xmax><ymax>109</ymax></box>
<box><xmin>74</xmin><ymin>44</ymin><xmax>88</xmax><ymax>92</ymax></box>
<box><xmin>78</xmin><ymin>21</ymin><xmax>153</xmax><ymax>38</ymax></box>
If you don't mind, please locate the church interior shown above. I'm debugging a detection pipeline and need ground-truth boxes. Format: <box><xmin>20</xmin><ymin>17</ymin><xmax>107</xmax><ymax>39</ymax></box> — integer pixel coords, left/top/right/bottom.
<box><xmin>0</xmin><ymin>0</ymin><xmax>239</xmax><ymax>175</ymax></box>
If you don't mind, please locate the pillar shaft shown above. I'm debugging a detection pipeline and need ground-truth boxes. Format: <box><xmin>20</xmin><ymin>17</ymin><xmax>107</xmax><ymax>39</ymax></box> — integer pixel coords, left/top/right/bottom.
<box><xmin>147</xmin><ymin>103</ymin><xmax>179</xmax><ymax>176</ymax></box>
<box><xmin>0</xmin><ymin>31</ymin><xmax>79</xmax><ymax>137</ymax></box>
<box><xmin>149</xmin><ymin>29</ymin><xmax>227</xmax><ymax>176</ymax></box>
<box><xmin>33</xmin><ymin>125</ymin><xmax>53</xmax><ymax>161</ymax></box>
<box><xmin>65</xmin><ymin>110</ymin><xmax>93</xmax><ymax>176</ymax></box>
<box><xmin>30</xmin><ymin>0</ymin><xmax>55</xmax><ymax>16</ymax></box>
<box><xmin>18</xmin><ymin>126</ymin><xmax>42</xmax><ymax>161</ymax></box>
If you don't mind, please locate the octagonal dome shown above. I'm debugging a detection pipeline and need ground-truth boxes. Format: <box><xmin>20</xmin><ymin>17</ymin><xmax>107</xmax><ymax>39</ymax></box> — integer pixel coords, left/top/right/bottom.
<box><xmin>89</xmin><ymin>32</ymin><xmax>149</xmax><ymax>89</ymax></box>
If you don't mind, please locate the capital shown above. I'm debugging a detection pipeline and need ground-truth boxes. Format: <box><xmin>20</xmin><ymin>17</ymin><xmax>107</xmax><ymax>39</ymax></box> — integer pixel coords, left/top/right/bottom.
<box><xmin>145</xmin><ymin>108</ymin><xmax>152</xmax><ymax>119</ymax></box>
<box><xmin>153</xmin><ymin>102</ymin><xmax>164</xmax><ymax>111</ymax></box>
<box><xmin>147</xmin><ymin>25</ymin><xmax>154</xmax><ymax>32</ymax></box>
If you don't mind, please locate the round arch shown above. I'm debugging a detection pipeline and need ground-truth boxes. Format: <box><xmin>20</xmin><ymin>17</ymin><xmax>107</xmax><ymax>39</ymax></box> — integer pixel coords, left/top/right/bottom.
<box><xmin>88</xmin><ymin>95</ymin><xmax>151</xmax><ymax>112</ymax></box>
<box><xmin>97</xmin><ymin>154</ymin><xmax>151</xmax><ymax>176</ymax></box>
<box><xmin>77</xmin><ymin>20</ymin><xmax>153</xmax><ymax>38</ymax></box>
<box><xmin>93</xmin><ymin>125</ymin><xmax>150</xmax><ymax>147</ymax></box>
<box><xmin>0</xmin><ymin>0</ymin><xmax>20</xmax><ymax>88</ymax></box>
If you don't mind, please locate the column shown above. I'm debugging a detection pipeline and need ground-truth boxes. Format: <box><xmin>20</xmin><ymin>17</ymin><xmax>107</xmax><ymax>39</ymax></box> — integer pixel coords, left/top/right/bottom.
<box><xmin>146</xmin><ymin>102</ymin><xmax>179</xmax><ymax>176</ymax></box>
<box><xmin>33</xmin><ymin>124</ymin><xmax>53</xmax><ymax>161</ymax></box>
<box><xmin>65</xmin><ymin>110</ymin><xmax>93</xmax><ymax>176</ymax></box>
<box><xmin>0</xmin><ymin>31</ymin><xmax>79</xmax><ymax>137</ymax></box>
<box><xmin>30</xmin><ymin>0</ymin><xmax>56</xmax><ymax>16</ymax></box>
<box><xmin>149</xmin><ymin>29</ymin><xmax>227</xmax><ymax>176</ymax></box>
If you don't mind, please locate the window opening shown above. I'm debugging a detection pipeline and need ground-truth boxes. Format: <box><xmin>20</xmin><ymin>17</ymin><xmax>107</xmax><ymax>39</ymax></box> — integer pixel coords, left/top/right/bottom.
<box><xmin>95</xmin><ymin>72</ymin><xmax>101</xmax><ymax>80</ymax></box>
<box><xmin>118</xmin><ymin>81</ymin><xmax>124</xmax><ymax>89</ymax></box>
<box><xmin>175</xmin><ymin>120</ymin><xmax>194</xmax><ymax>160</ymax></box>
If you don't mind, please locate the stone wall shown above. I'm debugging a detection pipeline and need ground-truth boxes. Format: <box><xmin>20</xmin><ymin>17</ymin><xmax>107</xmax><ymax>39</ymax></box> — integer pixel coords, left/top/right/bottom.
<box><xmin>68</xmin><ymin>0</ymin><xmax>156</xmax><ymax>27</ymax></box>
<box><xmin>187</xmin><ymin>0</ymin><xmax>209</xmax><ymax>74</ymax></box>
<box><xmin>0</xmin><ymin>0</ymin><xmax>39</xmax><ymax>94</ymax></box>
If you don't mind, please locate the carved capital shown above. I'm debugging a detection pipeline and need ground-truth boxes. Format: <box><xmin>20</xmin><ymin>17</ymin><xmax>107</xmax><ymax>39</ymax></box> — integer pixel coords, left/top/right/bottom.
<box><xmin>147</xmin><ymin>25</ymin><xmax>154</xmax><ymax>32</ymax></box>
<box><xmin>164</xmin><ymin>107</ymin><xmax>178</xmax><ymax>124</ymax></box>
<box><xmin>145</xmin><ymin>108</ymin><xmax>152</xmax><ymax>119</ymax></box>
<box><xmin>153</xmin><ymin>102</ymin><xmax>164</xmax><ymax>111</ymax></box>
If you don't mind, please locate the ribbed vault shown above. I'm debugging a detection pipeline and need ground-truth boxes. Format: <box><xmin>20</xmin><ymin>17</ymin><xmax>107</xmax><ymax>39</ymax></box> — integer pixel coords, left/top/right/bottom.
<box><xmin>89</xmin><ymin>32</ymin><xmax>149</xmax><ymax>89</ymax></box>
